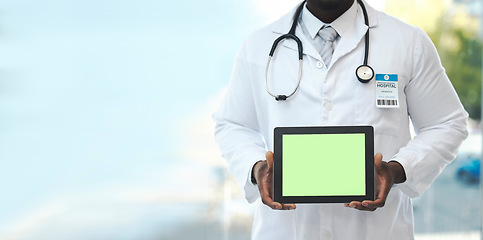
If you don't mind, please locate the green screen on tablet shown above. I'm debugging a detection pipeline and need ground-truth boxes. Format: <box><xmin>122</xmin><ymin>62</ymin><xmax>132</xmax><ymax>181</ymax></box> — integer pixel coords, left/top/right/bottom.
<box><xmin>273</xmin><ymin>126</ymin><xmax>374</xmax><ymax>203</ymax></box>
<box><xmin>282</xmin><ymin>133</ymin><xmax>366</xmax><ymax>196</ymax></box>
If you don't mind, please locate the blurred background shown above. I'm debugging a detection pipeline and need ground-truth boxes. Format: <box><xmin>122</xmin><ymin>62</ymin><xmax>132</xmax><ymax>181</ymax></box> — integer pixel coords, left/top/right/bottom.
<box><xmin>0</xmin><ymin>0</ymin><xmax>481</xmax><ymax>239</ymax></box>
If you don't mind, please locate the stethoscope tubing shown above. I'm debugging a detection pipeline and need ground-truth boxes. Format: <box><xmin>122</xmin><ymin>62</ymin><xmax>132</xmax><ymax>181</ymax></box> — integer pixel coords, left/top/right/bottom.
<box><xmin>358</xmin><ymin>0</ymin><xmax>370</xmax><ymax>66</ymax></box>
<box><xmin>265</xmin><ymin>57</ymin><xmax>303</xmax><ymax>101</ymax></box>
<box><xmin>265</xmin><ymin>33</ymin><xmax>304</xmax><ymax>101</ymax></box>
<box><xmin>265</xmin><ymin>2</ymin><xmax>305</xmax><ymax>101</ymax></box>
<box><xmin>265</xmin><ymin>0</ymin><xmax>373</xmax><ymax>101</ymax></box>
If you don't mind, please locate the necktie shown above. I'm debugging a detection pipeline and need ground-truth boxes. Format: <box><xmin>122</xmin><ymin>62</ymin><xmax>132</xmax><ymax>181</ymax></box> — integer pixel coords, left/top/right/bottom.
<box><xmin>317</xmin><ymin>26</ymin><xmax>339</xmax><ymax>66</ymax></box>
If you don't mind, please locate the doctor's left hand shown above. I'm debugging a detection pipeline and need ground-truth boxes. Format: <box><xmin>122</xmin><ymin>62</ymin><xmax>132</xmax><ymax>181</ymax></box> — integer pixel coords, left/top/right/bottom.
<box><xmin>252</xmin><ymin>151</ymin><xmax>296</xmax><ymax>210</ymax></box>
<box><xmin>344</xmin><ymin>153</ymin><xmax>406</xmax><ymax>211</ymax></box>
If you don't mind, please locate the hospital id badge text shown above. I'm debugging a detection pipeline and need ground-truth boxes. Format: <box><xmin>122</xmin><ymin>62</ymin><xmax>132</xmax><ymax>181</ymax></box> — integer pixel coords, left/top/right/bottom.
<box><xmin>375</xmin><ymin>74</ymin><xmax>399</xmax><ymax>108</ymax></box>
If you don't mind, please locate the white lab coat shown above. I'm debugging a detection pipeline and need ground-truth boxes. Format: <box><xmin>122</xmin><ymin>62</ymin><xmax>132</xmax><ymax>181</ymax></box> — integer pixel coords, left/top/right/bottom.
<box><xmin>213</xmin><ymin>1</ymin><xmax>468</xmax><ymax>239</ymax></box>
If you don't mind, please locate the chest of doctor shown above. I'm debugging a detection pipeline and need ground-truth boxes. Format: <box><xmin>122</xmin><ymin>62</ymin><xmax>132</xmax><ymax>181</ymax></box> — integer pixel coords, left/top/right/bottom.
<box><xmin>243</xmin><ymin>27</ymin><xmax>415</xmax><ymax>156</ymax></box>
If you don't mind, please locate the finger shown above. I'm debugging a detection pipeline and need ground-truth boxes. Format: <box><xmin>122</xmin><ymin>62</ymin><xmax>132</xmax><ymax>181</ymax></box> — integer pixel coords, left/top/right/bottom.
<box><xmin>261</xmin><ymin>195</ymin><xmax>296</xmax><ymax>210</ymax></box>
<box><xmin>281</xmin><ymin>203</ymin><xmax>297</xmax><ymax>210</ymax></box>
<box><xmin>364</xmin><ymin>187</ymin><xmax>388</xmax><ymax>209</ymax></box>
<box><xmin>266</xmin><ymin>151</ymin><xmax>274</xmax><ymax>172</ymax></box>
<box><xmin>260</xmin><ymin>191</ymin><xmax>282</xmax><ymax>210</ymax></box>
<box><xmin>348</xmin><ymin>201</ymin><xmax>362</xmax><ymax>209</ymax></box>
<box><xmin>372</xmin><ymin>154</ymin><xmax>390</xmax><ymax>209</ymax></box>
<box><xmin>362</xmin><ymin>182</ymin><xmax>388</xmax><ymax>208</ymax></box>
<box><xmin>347</xmin><ymin>201</ymin><xmax>377</xmax><ymax>211</ymax></box>
<box><xmin>374</xmin><ymin>153</ymin><xmax>383</xmax><ymax>169</ymax></box>
<box><xmin>361</xmin><ymin>199</ymin><xmax>384</xmax><ymax>209</ymax></box>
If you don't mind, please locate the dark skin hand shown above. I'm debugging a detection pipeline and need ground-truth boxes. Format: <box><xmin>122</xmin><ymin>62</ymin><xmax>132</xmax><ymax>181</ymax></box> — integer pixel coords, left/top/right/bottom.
<box><xmin>252</xmin><ymin>152</ymin><xmax>406</xmax><ymax>211</ymax></box>
<box><xmin>252</xmin><ymin>151</ymin><xmax>296</xmax><ymax>210</ymax></box>
<box><xmin>306</xmin><ymin>0</ymin><xmax>355</xmax><ymax>23</ymax></box>
<box><xmin>344</xmin><ymin>153</ymin><xmax>406</xmax><ymax>211</ymax></box>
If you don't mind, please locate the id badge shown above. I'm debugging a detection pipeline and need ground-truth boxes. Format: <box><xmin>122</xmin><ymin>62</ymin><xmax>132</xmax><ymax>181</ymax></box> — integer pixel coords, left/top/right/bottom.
<box><xmin>375</xmin><ymin>74</ymin><xmax>399</xmax><ymax>108</ymax></box>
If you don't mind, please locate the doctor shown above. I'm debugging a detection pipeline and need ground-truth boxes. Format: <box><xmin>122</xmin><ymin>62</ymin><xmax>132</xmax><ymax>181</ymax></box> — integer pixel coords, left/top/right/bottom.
<box><xmin>213</xmin><ymin>0</ymin><xmax>468</xmax><ymax>239</ymax></box>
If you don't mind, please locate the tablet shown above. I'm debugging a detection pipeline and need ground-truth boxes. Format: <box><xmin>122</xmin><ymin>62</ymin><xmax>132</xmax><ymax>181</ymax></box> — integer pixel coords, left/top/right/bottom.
<box><xmin>273</xmin><ymin>126</ymin><xmax>374</xmax><ymax>203</ymax></box>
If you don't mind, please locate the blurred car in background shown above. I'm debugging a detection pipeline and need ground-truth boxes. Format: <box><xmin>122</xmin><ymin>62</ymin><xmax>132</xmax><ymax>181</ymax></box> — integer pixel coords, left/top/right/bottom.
<box><xmin>455</xmin><ymin>153</ymin><xmax>480</xmax><ymax>185</ymax></box>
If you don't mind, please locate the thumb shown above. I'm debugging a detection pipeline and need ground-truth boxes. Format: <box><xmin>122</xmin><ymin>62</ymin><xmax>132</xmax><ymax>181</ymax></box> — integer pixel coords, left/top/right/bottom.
<box><xmin>374</xmin><ymin>153</ymin><xmax>383</xmax><ymax>168</ymax></box>
<box><xmin>266</xmin><ymin>151</ymin><xmax>274</xmax><ymax>171</ymax></box>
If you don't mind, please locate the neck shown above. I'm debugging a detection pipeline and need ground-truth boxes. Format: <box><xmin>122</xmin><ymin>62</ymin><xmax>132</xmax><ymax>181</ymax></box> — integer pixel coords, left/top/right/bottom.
<box><xmin>306</xmin><ymin>0</ymin><xmax>355</xmax><ymax>23</ymax></box>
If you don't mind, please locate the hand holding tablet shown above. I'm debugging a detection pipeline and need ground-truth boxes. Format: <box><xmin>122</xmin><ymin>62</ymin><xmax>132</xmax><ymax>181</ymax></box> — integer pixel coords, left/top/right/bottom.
<box><xmin>345</xmin><ymin>153</ymin><xmax>407</xmax><ymax>211</ymax></box>
<box><xmin>253</xmin><ymin>126</ymin><xmax>405</xmax><ymax>211</ymax></box>
<box><xmin>252</xmin><ymin>151</ymin><xmax>296</xmax><ymax>210</ymax></box>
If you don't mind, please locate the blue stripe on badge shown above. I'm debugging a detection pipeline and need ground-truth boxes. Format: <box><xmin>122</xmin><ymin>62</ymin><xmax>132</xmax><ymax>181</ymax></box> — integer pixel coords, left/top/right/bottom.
<box><xmin>375</xmin><ymin>74</ymin><xmax>398</xmax><ymax>82</ymax></box>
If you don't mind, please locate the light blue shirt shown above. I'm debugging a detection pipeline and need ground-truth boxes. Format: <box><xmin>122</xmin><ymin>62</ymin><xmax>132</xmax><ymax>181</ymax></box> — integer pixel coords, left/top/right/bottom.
<box><xmin>300</xmin><ymin>0</ymin><xmax>359</xmax><ymax>55</ymax></box>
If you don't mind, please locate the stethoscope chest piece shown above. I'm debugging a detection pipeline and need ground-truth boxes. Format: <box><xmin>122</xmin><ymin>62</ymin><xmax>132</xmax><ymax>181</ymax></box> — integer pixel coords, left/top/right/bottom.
<box><xmin>356</xmin><ymin>64</ymin><xmax>374</xmax><ymax>83</ymax></box>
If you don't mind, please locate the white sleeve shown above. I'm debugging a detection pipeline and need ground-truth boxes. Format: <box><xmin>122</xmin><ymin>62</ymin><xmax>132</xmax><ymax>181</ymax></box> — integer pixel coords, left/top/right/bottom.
<box><xmin>212</xmin><ymin>42</ymin><xmax>267</xmax><ymax>203</ymax></box>
<box><xmin>392</xmin><ymin>28</ymin><xmax>469</xmax><ymax>198</ymax></box>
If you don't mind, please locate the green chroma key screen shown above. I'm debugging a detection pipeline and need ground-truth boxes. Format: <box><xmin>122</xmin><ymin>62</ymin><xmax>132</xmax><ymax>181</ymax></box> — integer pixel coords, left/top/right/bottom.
<box><xmin>282</xmin><ymin>133</ymin><xmax>365</xmax><ymax>196</ymax></box>
<box><xmin>273</xmin><ymin>126</ymin><xmax>374</xmax><ymax>203</ymax></box>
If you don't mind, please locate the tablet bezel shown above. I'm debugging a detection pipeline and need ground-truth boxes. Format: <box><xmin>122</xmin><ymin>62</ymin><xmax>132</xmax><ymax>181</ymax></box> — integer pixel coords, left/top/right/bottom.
<box><xmin>273</xmin><ymin>126</ymin><xmax>374</xmax><ymax>204</ymax></box>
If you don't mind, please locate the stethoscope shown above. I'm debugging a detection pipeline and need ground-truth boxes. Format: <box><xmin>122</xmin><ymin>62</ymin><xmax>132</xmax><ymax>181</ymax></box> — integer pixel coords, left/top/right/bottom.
<box><xmin>265</xmin><ymin>0</ymin><xmax>374</xmax><ymax>101</ymax></box>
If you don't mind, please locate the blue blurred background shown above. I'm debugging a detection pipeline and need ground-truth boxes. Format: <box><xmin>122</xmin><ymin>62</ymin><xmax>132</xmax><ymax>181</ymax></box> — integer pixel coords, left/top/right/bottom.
<box><xmin>0</xmin><ymin>0</ymin><xmax>261</xmax><ymax>238</ymax></box>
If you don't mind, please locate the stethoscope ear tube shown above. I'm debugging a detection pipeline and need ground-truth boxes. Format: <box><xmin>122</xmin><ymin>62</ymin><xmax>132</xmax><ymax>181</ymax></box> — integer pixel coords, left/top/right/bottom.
<box><xmin>266</xmin><ymin>31</ymin><xmax>304</xmax><ymax>101</ymax></box>
<box><xmin>265</xmin><ymin>0</ymin><xmax>306</xmax><ymax>101</ymax></box>
<box><xmin>269</xmin><ymin>34</ymin><xmax>303</xmax><ymax>60</ymax></box>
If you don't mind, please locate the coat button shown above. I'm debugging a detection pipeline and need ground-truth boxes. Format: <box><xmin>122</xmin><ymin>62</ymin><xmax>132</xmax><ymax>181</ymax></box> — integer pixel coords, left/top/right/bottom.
<box><xmin>316</xmin><ymin>61</ymin><xmax>324</xmax><ymax>68</ymax></box>
<box><xmin>324</xmin><ymin>100</ymin><xmax>333</xmax><ymax>111</ymax></box>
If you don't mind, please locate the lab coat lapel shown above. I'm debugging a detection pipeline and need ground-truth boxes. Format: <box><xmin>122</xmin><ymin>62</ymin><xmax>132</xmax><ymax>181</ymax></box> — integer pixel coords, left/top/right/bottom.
<box><xmin>282</xmin><ymin>28</ymin><xmax>322</xmax><ymax>61</ymax></box>
<box><xmin>271</xmin><ymin>6</ymin><xmax>322</xmax><ymax>61</ymax></box>
<box><xmin>331</xmin><ymin>1</ymin><xmax>378</xmax><ymax>67</ymax></box>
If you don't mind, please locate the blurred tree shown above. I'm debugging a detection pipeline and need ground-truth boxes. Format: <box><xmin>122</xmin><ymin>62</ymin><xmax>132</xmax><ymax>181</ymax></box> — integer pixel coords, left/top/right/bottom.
<box><xmin>385</xmin><ymin>0</ymin><xmax>482</xmax><ymax>120</ymax></box>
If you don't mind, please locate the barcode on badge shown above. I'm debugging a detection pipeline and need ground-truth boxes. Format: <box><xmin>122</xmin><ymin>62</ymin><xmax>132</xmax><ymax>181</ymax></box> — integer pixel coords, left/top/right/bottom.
<box><xmin>377</xmin><ymin>99</ymin><xmax>398</xmax><ymax>106</ymax></box>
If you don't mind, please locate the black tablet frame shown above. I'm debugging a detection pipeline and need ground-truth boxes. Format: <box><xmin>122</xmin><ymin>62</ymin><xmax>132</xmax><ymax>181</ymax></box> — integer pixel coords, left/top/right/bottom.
<box><xmin>273</xmin><ymin>126</ymin><xmax>374</xmax><ymax>204</ymax></box>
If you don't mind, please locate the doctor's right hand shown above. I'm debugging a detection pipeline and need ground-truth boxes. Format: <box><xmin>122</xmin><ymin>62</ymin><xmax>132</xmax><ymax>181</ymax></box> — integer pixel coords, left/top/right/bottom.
<box><xmin>252</xmin><ymin>151</ymin><xmax>296</xmax><ymax>210</ymax></box>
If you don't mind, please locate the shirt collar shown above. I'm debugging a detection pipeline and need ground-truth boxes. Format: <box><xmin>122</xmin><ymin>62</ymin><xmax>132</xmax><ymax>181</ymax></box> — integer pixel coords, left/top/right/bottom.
<box><xmin>301</xmin><ymin>0</ymin><xmax>358</xmax><ymax>39</ymax></box>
